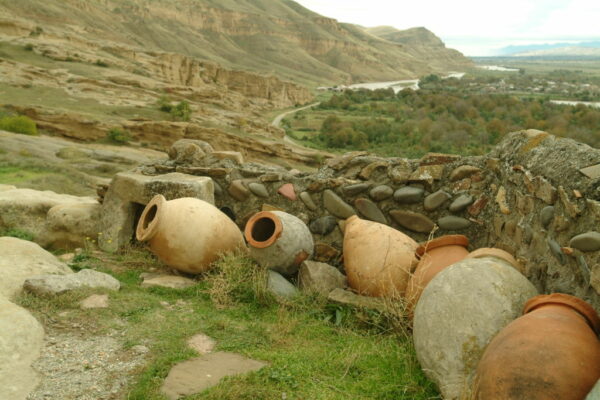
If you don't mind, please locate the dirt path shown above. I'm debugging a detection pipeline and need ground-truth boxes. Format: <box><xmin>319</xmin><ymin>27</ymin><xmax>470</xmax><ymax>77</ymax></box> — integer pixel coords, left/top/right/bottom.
<box><xmin>271</xmin><ymin>102</ymin><xmax>320</xmax><ymax>129</ymax></box>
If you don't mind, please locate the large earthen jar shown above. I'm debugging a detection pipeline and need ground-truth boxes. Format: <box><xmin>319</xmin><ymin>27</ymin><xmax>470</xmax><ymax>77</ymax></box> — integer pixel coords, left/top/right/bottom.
<box><xmin>244</xmin><ymin>211</ymin><xmax>313</xmax><ymax>276</ymax></box>
<box><xmin>343</xmin><ymin>215</ymin><xmax>418</xmax><ymax>298</ymax></box>
<box><xmin>136</xmin><ymin>194</ymin><xmax>245</xmax><ymax>273</ymax></box>
<box><xmin>413</xmin><ymin>253</ymin><xmax>537</xmax><ymax>400</ymax></box>
<box><xmin>405</xmin><ymin>235</ymin><xmax>469</xmax><ymax>311</ymax></box>
<box><xmin>476</xmin><ymin>293</ymin><xmax>600</xmax><ymax>400</ymax></box>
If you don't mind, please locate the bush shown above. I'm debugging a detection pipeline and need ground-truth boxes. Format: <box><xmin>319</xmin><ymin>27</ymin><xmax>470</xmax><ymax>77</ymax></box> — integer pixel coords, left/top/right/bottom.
<box><xmin>94</xmin><ymin>60</ymin><xmax>109</xmax><ymax>68</ymax></box>
<box><xmin>106</xmin><ymin>128</ymin><xmax>131</xmax><ymax>144</ymax></box>
<box><xmin>24</xmin><ymin>44</ymin><xmax>34</xmax><ymax>51</ymax></box>
<box><xmin>0</xmin><ymin>116</ymin><xmax>38</xmax><ymax>135</ymax></box>
<box><xmin>170</xmin><ymin>101</ymin><xmax>191</xmax><ymax>121</ymax></box>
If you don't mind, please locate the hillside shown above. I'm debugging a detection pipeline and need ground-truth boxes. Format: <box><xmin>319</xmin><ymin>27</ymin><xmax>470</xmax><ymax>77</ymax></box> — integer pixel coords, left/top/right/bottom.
<box><xmin>0</xmin><ymin>0</ymin><xmax>472</xmax><ymax>86</ymax></box>
<box><xmin>365</xmin><ymin>26</ymin><xmax>472</xmax><ymax>72</ymax></box>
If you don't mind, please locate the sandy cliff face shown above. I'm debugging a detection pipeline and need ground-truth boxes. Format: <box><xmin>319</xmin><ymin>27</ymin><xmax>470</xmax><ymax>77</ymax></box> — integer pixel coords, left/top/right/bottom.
<box><xmin>0</xmin><ymin>0</ymin><xmax>472</xmax><ymax>85</ymax></box>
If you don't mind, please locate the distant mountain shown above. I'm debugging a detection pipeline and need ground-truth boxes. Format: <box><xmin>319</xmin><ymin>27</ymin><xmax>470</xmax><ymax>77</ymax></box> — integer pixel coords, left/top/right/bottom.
<box><xmin>364</xmin><ymin>26</ymin><xmax>471</xmax><ymax>72</ymax></box>
<box><xmin>0</xmin><ymin>0</ymin><xmax>472</xmax><ymax>86</ymax></box>
<box><xmin>511</xmin><ymin>46</ymin><xmax>600</xmax><ymax>58</ymax></box>
<box><xmin>499</xmin><ymin>41</ymin><xmax>600</xmax><ymax>56</ymax></box>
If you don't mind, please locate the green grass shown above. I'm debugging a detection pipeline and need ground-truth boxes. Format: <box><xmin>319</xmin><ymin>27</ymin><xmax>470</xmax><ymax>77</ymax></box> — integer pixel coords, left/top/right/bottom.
<box><xmin>16</xmin><ymin>249</ymin><xmax>439</xmax><ymax>400</ymax></box>
<box><xmin>0</xmin><ymin>164</ymin><xmax>96</xmax><ymax>196</ymax></box>
<box><xmin>0</xmin><ymin>115</ymin><xmax>37</xmax><ymax>135</ymax></box>
<box><xmin>0</xmin><ymin>228</ymin><xmax>34</xmax><ymax>241</ymax></box>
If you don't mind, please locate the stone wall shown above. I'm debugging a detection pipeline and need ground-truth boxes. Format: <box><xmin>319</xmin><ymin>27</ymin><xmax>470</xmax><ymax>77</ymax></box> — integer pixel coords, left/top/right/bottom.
<box><xmin>99</xmin><ymin>130</ymin><xmax>600</xmax><ymax>309</ymax></box>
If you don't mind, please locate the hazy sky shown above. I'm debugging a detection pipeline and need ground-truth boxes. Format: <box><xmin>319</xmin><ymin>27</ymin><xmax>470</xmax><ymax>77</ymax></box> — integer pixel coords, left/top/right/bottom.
<box><xmin>294</xmin><ymin>0</ymin><xmax>600</xmax><ymax>56</ymax></box>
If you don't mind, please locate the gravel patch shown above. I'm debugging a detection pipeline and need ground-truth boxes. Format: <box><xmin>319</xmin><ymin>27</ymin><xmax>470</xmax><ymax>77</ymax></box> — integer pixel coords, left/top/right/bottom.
<box><xmin>28</xmin><ymin>329</ymin><xmax>147</xmax><ymax>400</ymax></box>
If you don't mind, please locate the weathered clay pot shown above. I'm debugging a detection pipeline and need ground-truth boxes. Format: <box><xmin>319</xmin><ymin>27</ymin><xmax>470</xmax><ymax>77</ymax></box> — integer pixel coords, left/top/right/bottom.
<box><xmin>466</xmin><ymin>247</ymin><xmax>521</xmax><ymax>271</ymax></box>
<box><xmin>405</xmin><ymin>235</ymin><xmax>469</xmax><ymax>310</ymax></box>
<box><xmin>476</xmin><ymin>293</ymin><xmax>600</xmax><ymax>400</ymax></box>
<box><xmin>244</xmin><ymin>210</ymin><xmax>313</xmax><ymax>276</ymax></box>
<box><xmin>136</xmin><ymin>195</ymin><xmax>245</xmax><ymax>274</ymax></box>
<box><xmin>413</xmin><ymin>255</ymin><xmax>537</xmax><ymax>400</ymax></box>
<box><xmin>343</xmin><ymin>215</ymin><xmax>418</xmax><ymax>298</ymax></box>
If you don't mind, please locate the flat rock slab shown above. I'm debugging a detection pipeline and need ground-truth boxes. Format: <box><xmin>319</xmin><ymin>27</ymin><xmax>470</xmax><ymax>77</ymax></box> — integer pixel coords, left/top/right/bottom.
<box><xmin>161</xmin><ymin>352</ymin><xmax>267</xmax><ymax>400</ymax></box>
<box><xmin>80</xmin><ymin>294</ymin><xmax>109</xmax><ymax>309</ymax></box>
<box><xmin>141</xmin><ymin>275</ymin><xmax>196</xmax><ymax>289</ymax></box>
<box><xmin>24</xmin><ymin>269</ymin><xmax>120</xmax><ymax>296</ymax></box>
<box><xmin>187</xmin><ymin>334</ymin><xmax>216</xmax><ymax>355</ymax></box>
<box><xmin>327</xmin><ymin>288</ymin><xmax>384</xmax><ymax>311</ymax></box>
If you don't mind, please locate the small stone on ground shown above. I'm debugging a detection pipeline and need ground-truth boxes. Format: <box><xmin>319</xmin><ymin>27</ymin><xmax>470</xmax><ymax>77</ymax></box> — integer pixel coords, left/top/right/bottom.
<box><xmin>80</xmin><ymin>294</ymin><xmax>110</xmax><ymax>309</ymax></box>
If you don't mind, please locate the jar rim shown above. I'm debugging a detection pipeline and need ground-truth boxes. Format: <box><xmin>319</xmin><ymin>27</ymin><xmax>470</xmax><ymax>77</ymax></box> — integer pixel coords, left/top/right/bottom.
<box><xmin>524</xmin><ymin>293</ymin><xmax>600</xmax><ymax>335</ymax></box>
<box><xmin>416</xmin><ymin>235</ymin><xmax>469</xmax><ymax>257</ymax></box>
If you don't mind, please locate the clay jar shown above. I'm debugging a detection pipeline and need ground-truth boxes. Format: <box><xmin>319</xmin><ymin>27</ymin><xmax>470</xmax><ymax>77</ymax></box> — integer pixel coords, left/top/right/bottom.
<box><xmin>343</xmin><ymin>215</ymin><xmax>418</xmax><ymax>298</ymax></box>
<box><xmin>405</xmin><ymin>235</ymin><xmax>469</xmax><ymax>310</ymax></box>
<box><xmin>244</xmin><ymin>210</ymin><xmax>313</xmax><ymax>276</ymax></box>
<box><xmin>413</xmin><ymin>251</ymin><xmax>537</xmax><ymax>400</ymax></box>
<box><xmin>476</xmin><ymin>293</ymin><xmax>600</xmax><ymax>400</ymax></box>
<box><xmin>136</xmin><ymin>195</ymin><xmax>245</xmax><ymax>274</ymax></box>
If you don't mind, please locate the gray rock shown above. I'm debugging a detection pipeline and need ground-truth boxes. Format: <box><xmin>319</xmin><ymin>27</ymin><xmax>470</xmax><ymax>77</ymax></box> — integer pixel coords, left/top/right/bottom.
<box><xmin>0</xmin><ymin>297</ymin><xmax>44</xmax><ymax>400</ymax></box>
<box><xmin>24</xmin><ymin>269</ymin><xmax>120</xmax><ymax>296</ymax></box>
<box><xmin>369</xmin><ymin>185</ymin><xmax>393</xmax><ymax>201</ymax></box>
<box><xmin>309</xmin><ymin>216</ymin><xmax>338</xmax><ymax>236</ymax></box>
<box><xmin>161</xmin><ymin>352</ymin><xmax>266</xmax><ymax>400</ymax></box>
<box><xmin>323</xmin><ymin>190</ymin><xmax>355</xmax><ymax>219</ymax></box>
<box><xmin>248</xmin><ymin>182</ymin><xmax>269</xmax><ymax>198</ymax></box>
<box><xmin>449</xmin><ymin>194</ymin><xmax>473</xmax><ymax>213</ymax></box>
<box><xmin>570</xmin><ymin>232</ymin><xmax>600</xmax><ymax>252</ymax></box>
<box><xmin>540</xmin><ymin>206</ymin><xmax>555</xmax><ymax>228</ymax></box>
<box><xmin>393</xmin><ymin>186</ymin><xmax>424</xmax><ymax>203</ymax></box>
<box><xmin>354</xmin><ymin>198</ymin><xmax>387</xmax><ymax>224</ymax></box>
<box><xmin>389</xmin><ymin>210</ymin><xmax>436</xmax><ymax>233</ymax></box>
<box><xmin>0</xmin><ymin>237</ymin><xmax>72</xmax><ymax>299</ymax></box>
<box><xmin>267</xmin><ymin>270</ymin><xmax>298</xmax><ymax>299</ymax></box>
<box><xmin>424</xmin><ymin>190</ymin><xmax>451</xmax><ymax>211</ymax></box>
<box><xmin>327</xmin><ymin>288</ymin><xmax>384</xmax><ymax>311</ymax></box>
<box><xmin>438</xmin><ymin>216</ymin><xmax>470</xmax><ymax>230</ymax></box>
<box><xmin>168</xmin><ymin>139</ymin><xmax>213</xmax><ymax>164</ymax></box>
<box><xmin>547</xmin><ymin>238</ymin><xmax>565</xmax><ymax>264</ymax></box>
<box><xmin>298</xmin><ymin>261</ymin><xmax>347</xmax><ymax>296</ymax></box>
<box><xmin>342</xmin><ymin>183</ymin><xmax>370</xmax><ymax>196</ymax></box>
<box><xmin>299</xmin><ymin>191</ymin><xmax>317</xmax><ymax>211</ymax></box>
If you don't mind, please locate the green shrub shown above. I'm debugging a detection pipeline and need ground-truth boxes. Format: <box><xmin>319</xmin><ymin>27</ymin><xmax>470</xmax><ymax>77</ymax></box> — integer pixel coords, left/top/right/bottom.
<box><xmin>157</xmin><ymin>95</ymin><xmax>173</xmax><ymax>113</ymax></box>
<box><xmin>94</xmin><ymin>60</ymin><xmax>109</xmax><ymax>68</ymax></box>
<box><xmin>1</xmin><ymin>228</ymin><xmax>34</xmax><ymax>241</ymax></box>
<box><xmin>24</xmin><ymin>44</ymin><xmax>34</xmax><ymax>51</ymax></box>
<box><xmin>106</xmin><ymin>128</ymin><xmax>131</xmax><ymax>144</ymax></box>
<box><xmin>0</xmin><ymin>116</ymin><xmax>38</xmax><ymax>135</ymax></box>
<box><xmin>170</xmin><ymin>101</ymin><xmax>191</xmax><ymax>121</ymax></box>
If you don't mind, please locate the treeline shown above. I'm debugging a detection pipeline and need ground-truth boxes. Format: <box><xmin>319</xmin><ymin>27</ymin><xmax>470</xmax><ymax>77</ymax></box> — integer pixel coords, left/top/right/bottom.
<box><xmin>311</xmin><ymin>86</ymin><xmax>600</xmax><ymax>157</ymax></box>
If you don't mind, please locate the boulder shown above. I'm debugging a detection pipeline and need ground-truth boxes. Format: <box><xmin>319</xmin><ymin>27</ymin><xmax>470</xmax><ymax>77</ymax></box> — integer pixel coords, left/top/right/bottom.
<box><xmin>24</xmin><ymin>269</ymin><xmax>120</xmax><ymax>296</ymax></box>
<box><xmin>0</xmin><ymin>297</ymin><xmax>44</xmax><ymax>400</ymax></box>
<box><xmin>168</xmin><ymin>139</ymin><xmax>214</xmax><ymax>164</ymax></box>
<box><xmin>0</xmin><ymin>237</ymin><xmax>72</xmax><ymax>299</ymax></box>
<box><xmin>0</xmin><ymin>188</ymin><xmax>98</xmax><ymax>247</ymax></box>
<box><xmin>44</xmin><ymin>203</ymin><xmax>102</xmax><ymax>248</ymax></box>
<box><xmin>298</xmin><ymin>261</ymin><xmax>347</xmax><ymax>295</ymax></box>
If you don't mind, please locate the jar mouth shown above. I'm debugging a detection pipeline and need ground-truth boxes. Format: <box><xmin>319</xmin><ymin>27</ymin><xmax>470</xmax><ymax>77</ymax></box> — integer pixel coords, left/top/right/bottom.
<box><xmin>416</xmin><ymin>235</ymin><xmax>469</xmax><ymax>257</ymax></box>
<box><xmin>136</xmin><ymin>194</ymin><xmax>166</xmax><ymax>242</ymax></box>
<box><xmin>465</xmin><ymin>248</ymin><xmax>519</xmax><ymax>269</ymax></box>
<box><xmin>524</xmin><ymin>293</ymin><xmax>600</xmax><ymax>335</ymax></box>
<box><xmin>244</xmin><ymin>211</ymin><xmax>283</xmax><ymax>249</ymax></box>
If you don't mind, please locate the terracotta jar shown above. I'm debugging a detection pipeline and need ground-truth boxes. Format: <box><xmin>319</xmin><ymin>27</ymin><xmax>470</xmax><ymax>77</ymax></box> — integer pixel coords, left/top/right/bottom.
<box><xmin>136</xmin><ymin>195</ymin><xmax>245</xmax><ymax>274</ymax></box>
<box><xmin>244</xmin><ymin>210</ymin><xmax>313</xmax><ymax>276</ymax></box>
<box><xmin>413</xmin><ymin>253</ymin><xmax>537</xmax><ymax>400</ymax></box>
<box><xmin>475</xmin><ymin>293</ymin><xmax>600</xmax><ymax>400</ymax></box>
<box><xmin>343</xmin><ymin>215</ymin><xmax>418</xmax><ymax>298</ymax></box>
<box><xmin>405</xmin><ymin>235</ymin><xmax>469</xmax><ymax>310</ymax></box>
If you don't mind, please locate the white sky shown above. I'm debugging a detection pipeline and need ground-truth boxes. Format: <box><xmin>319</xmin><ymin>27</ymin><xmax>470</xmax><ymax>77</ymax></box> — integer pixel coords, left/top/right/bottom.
<box><xmin>294</xmin><ymin>0</ymin><xmax>600</xmax><ymax>56</ymax></box>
